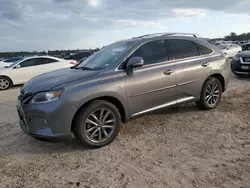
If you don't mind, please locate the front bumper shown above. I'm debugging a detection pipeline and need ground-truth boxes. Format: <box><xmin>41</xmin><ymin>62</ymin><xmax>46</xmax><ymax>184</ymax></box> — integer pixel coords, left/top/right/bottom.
<box><xmin>17</xmin><ymin>98</ymin><xmax>78</xmax><ymax>139</ymax></box>
<box><xmin>231</xmin><ymin>59</ymin><xmax>250</xmax><ymax>75</ymax></box>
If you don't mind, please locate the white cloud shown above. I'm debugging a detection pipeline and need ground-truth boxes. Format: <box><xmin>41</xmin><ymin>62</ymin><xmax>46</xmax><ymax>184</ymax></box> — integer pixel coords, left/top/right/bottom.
<box><xmin>88</xmin><ymin>0</ymin><xmax>99</xmax><ymax>7</ymax></box>
<box><xmin>172</xmin><ymin>8</ymin><xmax>206</xmax><ymax>19</ymax></box>
<box><xmin>248</xmin><ymin>15</ymin><xmax>250</xmax><ymax>19</ymax></box>
<box><xmin>116</xmin><ymin>19</ymin><xmax>164</xmax><ymax>29</ymax></box>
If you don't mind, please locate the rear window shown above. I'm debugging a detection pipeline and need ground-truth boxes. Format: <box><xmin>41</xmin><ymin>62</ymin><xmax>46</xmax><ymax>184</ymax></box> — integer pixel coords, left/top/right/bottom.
<box><xmin>167</xmin><ymin>39</ymin><xmax>199</xmax><ymax>60</ymax></box>
<box><xmin>41</xmin><ymin>58</ymin><xmax>58</xmax><ymax>64</ymax></box>
<box><xmin>196</xmin><ymin>43</ymin><xmax>213</xmax><ymax>55</ymax></box>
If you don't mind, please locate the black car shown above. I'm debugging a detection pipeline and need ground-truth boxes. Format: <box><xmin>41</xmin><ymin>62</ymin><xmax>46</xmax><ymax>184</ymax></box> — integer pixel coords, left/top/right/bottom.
<box><xmin>231</xmin><ymin>43</ymin><xmax>250</xmax><ymax>77</ymax></box>
<box><xmin>64</xmin><ymin>51</ymin><xmax>92</xmax><ymax>63</ymax></box>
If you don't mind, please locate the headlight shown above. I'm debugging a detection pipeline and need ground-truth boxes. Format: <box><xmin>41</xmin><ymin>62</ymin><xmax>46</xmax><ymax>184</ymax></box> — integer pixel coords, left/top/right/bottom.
<box><xmin>233</xmin><ymin>56</ymin><xmax>239</xmax><ymax>61</ymax></box>
<box><xmin>31</xmin><ymin>88</ymin><xmax>64</xmax><ymax>104</ymax></box>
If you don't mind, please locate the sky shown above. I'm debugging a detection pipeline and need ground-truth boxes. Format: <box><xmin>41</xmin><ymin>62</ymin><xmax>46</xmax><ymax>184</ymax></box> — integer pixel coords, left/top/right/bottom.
<box><xmin>0</xmin><ymin>0</ymin><xmax>250</xmax><ymax>52</ymax></box>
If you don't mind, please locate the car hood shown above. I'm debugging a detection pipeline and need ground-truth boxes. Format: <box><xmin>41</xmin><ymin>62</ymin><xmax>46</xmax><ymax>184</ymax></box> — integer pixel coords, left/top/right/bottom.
<box><xmin>237</xmin><ymin>50</ymin><xmax>250</xmax><ymax>57</ymax></box>
<box><xmin>23</xmin><ymin>68</ymin><xmax>100</xmax><ymax>93</ymax></box>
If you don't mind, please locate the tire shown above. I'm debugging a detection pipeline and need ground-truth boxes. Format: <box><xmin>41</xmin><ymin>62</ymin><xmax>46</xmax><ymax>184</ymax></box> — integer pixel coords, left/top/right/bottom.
<box><xmin>234</xmin><ymin>73</ymin><xmax>244</xmax><ymax>77</ymax></box>
<box><xmin>0</xmin><ymin>76</ymin><xmax>12</xmax><ymax>90</ymax></box>
<box><xmin>73</xmin><ymin>100</ymin><xmax>122</xmax><ymax>148</ymax></box>
<box><xmin>196</xmin><ymin>77</ymin><xmax>222</xmax><ymax>110</ymax></box>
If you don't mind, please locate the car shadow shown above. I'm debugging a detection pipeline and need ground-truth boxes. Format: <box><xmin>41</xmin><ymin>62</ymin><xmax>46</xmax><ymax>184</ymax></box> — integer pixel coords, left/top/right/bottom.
<box><xmin>2</xmin><ymin>104</ymin><xmax>200</xmax><ymax>155</ymax></box>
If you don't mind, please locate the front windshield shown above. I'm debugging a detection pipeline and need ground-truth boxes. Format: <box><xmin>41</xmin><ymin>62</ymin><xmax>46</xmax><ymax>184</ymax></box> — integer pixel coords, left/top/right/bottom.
<box><xmin>242</xmin><ymin>44</ymin><xmax>250</xmax><ymax>51</ymax></box>
<box><xmin>77</xmin><ymin>41</ymin><xmax>135</xmax><ymax>70</ymax></box>
<box><xmin>4</xmin><ymin>59</ymin><xmax>24</xmax><ymax>68</ymax></box>
<box><xmin>3</xmin><ymin>57</ymin><xmax>23</xmax><ymax>63</ymax></box>
<box><xmin>217</xmin><ymin>44</ymin><xmax>228</xmax><ymax>50</ymax></box>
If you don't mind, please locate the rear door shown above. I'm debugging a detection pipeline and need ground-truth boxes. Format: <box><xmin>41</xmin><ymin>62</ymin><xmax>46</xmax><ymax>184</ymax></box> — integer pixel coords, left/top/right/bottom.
<box><xmin>125</xmin><ymin>40</ymin><xmax>176</xmax><ymax>116</ymax></box>
<box><xmin>39</xmin><ymin>58</ymin><xmax>61</xmax><ymax>74</ymax></box>
<box><xmin>166</xmin><ymin>39</ymin><xmax>212</xmax><ymax>101</ymax></box>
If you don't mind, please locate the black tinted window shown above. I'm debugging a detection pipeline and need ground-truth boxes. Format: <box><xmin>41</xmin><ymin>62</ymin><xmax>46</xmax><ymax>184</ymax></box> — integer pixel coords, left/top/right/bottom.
<box><xmin>242</xmin><ymin>44</ymin><xmax>250</xmax><ymax>51</ymax></box>
<box><xmin>75</xmin><ymin>52</ymin><xmax>92</xmax><ymax>59</ymax></box>
<box><xmin>167</xmin><ymin>39</ymin><xmax>199</xmax><ymax>60</ymax></box>
<box><xmin>196</xmin><ymin>43</ymin><xmax>213</xmax><ymax>55</ymax></box>
<box><xmin>19</xmin><ymin>58</ymin><xmax>42</xmax><ymax>67</ymax></box>
<box><xmin>131</xmin><ymin>40</ymin><xmax>167</xmax><ymax>65</ymax></box>
<box><xmin>41</xmin><ymin>58</ymin><xmax>58</xmax><ymax>64</ymax></box>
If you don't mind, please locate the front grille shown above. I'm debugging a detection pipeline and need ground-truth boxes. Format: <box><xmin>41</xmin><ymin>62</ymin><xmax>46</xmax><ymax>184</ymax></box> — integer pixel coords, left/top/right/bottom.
<box><xmin>243</xmin><ymin>57</ymin><xmax>250</xmax><ymax>62</ymax></box>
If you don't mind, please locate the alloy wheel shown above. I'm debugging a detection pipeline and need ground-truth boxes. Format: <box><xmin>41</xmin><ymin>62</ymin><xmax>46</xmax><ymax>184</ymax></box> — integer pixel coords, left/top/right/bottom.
<box><xmin>84</xmin><ymin>108</ymin><xmax>116</xmax><ymax>143</ymax></box>
<box><xmin>205</xmin><ymin>82</ymin><xmax>220</xmax><ymax>106</ymax></box>
<box><xmin>0</xmin><ymin>78</ymin><xmax>10</xmax><ymax>90</ymax></box>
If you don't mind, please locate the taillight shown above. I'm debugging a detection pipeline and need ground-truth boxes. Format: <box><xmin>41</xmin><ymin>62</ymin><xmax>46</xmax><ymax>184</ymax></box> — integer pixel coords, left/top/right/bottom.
<box><xmin>69</xmin><ymin>61</ymin><xmax>78</xmax><ymax>65</ymax></box>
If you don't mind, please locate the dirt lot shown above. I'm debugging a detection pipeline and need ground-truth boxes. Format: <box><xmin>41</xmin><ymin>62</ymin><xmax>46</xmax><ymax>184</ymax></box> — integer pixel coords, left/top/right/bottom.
<box><xmin>0</xmin><ymin>75</ymin><xmax>250</xmax><ymax>188</ymax></box>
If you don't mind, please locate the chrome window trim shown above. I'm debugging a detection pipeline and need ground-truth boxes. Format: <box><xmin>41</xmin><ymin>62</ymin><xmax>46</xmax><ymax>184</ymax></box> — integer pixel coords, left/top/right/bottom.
<box><xmin>115</xmin><ymin>39</ymin><xmax>215</xmax><ymax>72</ymax></box>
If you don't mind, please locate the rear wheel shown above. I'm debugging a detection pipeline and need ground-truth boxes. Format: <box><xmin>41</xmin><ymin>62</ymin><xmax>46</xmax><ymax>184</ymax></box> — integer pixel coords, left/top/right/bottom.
<box><xmin>0</xmin><ymin>76</ymin><xmax>12</xmax><ymax>90</ymax></box>
<box><xmin>73</xmin><ymin>100</ymin><xmax>121</xmax><ymax>148</ymax></box>
<box><xmin>196</xmin><ymin>77</ymin><xmax>222</xmax><ymax>110</ymax></box>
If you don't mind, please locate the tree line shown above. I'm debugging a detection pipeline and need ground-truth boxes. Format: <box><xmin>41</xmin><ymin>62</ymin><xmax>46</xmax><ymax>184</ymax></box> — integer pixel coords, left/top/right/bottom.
<box><xmin>0</xmin><ymin>49</ymin><xmax>100</xmax><ymax>59</ymax></box>
<box><xmin>212</xmin><ymin>32</ymin><xmax>250</xmax><ymax>41</ymax></box>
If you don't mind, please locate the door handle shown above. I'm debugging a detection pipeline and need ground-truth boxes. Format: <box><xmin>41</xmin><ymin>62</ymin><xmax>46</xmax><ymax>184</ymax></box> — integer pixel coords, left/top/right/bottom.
<box><xmin>201</xmin><ymin>62</ymin><xmax>209</xmax><ymax>67</ymax></box>
<box><xmin>164</xmin><ymin>69</ymin><xmax>174</xmax><ymax>75</ymax></box>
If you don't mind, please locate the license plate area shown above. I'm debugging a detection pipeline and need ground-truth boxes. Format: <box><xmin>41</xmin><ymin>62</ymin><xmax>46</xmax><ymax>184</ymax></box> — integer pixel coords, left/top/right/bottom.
<box><xmin>241</xmin><ymin>65</ymin><xmax>249</xmax><ymax>70</ymax></box>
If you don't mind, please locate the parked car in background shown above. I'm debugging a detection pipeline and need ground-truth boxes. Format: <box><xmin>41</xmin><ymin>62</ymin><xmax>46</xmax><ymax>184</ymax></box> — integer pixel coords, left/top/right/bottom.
<box><xmin>231</xmin><ymin>43</ymin><xmax>250</xmax><ymax>77</ymax></box>
<box><xmin>0</xmin><ymin>56</ymin><xmax>24</xmax><ymax>68</ymax></box>
<box><xmin>0</xmin><ymin>56</ymin><xmax>77</xmax><ymax>90</ymax></box>
<box><xmin>64</xmin><ymin>51</ymin><xmax>92</xmax><ymax>63</ymax></box>
<box><xmin>217</xmin><ymin>44</ymin><xmax>242</xmax><ymax>58</ymax></box>
<box><xmin>17</xmin><ymin>32</ymin><xmax>230</xmax><ymax>148</ymax></box>
<box><xmin>215</xmin><ymin>41</ymin><xmax>226</xmax><ymax>46</ymax></box>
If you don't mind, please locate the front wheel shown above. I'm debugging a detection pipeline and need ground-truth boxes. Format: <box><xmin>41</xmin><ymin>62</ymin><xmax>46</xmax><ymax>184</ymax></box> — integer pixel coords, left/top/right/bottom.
<box><xmin>0</xmin><ymin>76</ymin><xmax>12</xmax><ymax>90</ymax></box>
<box><xmin>196</xmin><ymin>77</ymin><xmax>222</xmax><ymax>110</ymax></box>
<box><xmin>73</xmin><ymin>100</ymin><xmax>121</xmax><ymax>148</ymax></box>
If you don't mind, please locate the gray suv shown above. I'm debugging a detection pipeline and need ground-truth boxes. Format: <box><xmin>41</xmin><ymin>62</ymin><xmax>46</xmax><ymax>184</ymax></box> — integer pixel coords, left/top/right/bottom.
<box><xmin>17</xmin><ymin>33</ymin><xmax>230</xmax><ymax>147</ymax></box>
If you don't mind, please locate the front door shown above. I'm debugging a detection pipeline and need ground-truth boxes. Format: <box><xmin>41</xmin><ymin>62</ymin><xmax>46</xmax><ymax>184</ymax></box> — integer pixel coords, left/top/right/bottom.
<box><xmin>11</xmin><ymin>58</ymin><xmax>43</xmax><ymax>84</ymax></box>
<box><xmin>125</xmin><ymin>40</ymin><xmax>176</xmax><ymax>116</ymax></box>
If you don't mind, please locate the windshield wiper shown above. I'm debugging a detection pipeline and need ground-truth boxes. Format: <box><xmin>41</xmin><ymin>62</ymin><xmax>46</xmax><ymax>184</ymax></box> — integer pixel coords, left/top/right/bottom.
<box><xmin>80</xmin><ymin>66</ymin><xmax>94</xmax><ymax>70</ymax></box>
<box><xmin>71</xmin><ymin>66</ymin><xmax>104</xmax><ymax>70</ymax></box>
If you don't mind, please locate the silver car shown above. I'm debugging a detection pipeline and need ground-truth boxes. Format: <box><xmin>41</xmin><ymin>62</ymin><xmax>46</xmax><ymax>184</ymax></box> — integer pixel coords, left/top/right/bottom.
<box><xmin>17</xmin><ymin>33</ymin><xmax>231</xmax><ymax>147</ymax></box>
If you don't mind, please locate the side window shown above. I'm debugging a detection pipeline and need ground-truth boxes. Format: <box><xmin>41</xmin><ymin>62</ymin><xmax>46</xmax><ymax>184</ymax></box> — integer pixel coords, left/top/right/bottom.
<box><xmin>131</xmin><ymin>40</ymin><xmax>167</xmax><ymax>65</ymax></box>
<box><xmin>19</xmin><ymin>58</ymin><xmax>42</xmax><ymax>68</ymax></box>
<box><xmin>41</xmin><ymin>58</ymin><xmax>58</xmax><ymax>64</ymax></box>
<box><xmin>196</xmin><ymin>43</ymin><xmax>213</xmax><ymax>55</ymax></box>
<box><xmin>167</xmin><ymin>39</ymin><xmax>199</xmax><ymax>60</ymax></box>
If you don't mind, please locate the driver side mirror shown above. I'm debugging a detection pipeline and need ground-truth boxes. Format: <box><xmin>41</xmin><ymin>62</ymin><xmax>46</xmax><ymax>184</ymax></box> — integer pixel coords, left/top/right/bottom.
<box><xmin>126</xmin><ymin>57</ymin><xmax>144</xmax><ymax>69</ymax></box>
<box><xmin>125</xmin><ymin>57</ymin><xmax>144</xmax><ymax>75</ymax></box>
<box><xmin>14</xmin><ymin>64</ymin><xmax>21</xmax><ymax>69</ymax></box>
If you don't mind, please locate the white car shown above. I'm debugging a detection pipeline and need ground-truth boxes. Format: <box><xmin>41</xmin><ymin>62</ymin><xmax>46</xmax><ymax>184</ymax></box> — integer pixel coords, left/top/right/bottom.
<box><xmin>0</xmin><ymin>56</ymin><xmax>78</xmax><ymax>90</ymax></box>
<box><xmin>217</xmin><ymin>44</ymin><xmax>242</xmax><ymax>58</ymax></box>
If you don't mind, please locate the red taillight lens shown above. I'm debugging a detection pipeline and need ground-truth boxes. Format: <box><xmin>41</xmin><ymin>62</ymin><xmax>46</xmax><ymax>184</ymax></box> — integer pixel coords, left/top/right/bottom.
<box><xmin>69</xmin><ymin>61</ymin><xmax>78</xmax><ymax>65</ymax></box>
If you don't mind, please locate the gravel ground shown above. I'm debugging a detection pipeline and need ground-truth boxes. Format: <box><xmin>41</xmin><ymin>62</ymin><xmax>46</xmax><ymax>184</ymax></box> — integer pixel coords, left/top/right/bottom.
<box><xmin>0</xmin><ymin>75</ymin><xmax>250</xmax><ymax>188</ymax></box>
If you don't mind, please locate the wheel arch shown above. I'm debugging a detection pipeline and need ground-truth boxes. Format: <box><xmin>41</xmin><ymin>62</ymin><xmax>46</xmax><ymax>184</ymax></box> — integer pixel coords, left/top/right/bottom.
<box><xmin>209</xmin><ymin>73</ymin><xmax>225</xmax><ymax>92</ymax></box>
<box><xmin>0</xmin><ymin>75</ymin><xmax>13</xmax><ymax>86</ymax></box>
<box><xmin>71</xmin><ymin>96</ymin><xmax>129</xmax><ymax>131</ymax></box>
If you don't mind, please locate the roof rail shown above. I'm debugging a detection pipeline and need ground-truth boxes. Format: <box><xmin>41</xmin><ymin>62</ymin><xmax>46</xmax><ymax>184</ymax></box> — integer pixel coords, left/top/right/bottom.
<box><xmin>163</xmin><ymin>33</ymin><xmax>200</xmax><ymax>38</ymax></box>
<box><xmin>132</xmin><ymin>33</ymin><xmax>167</xmax><ymax>39</ymax></box>
<box><xmin>132</xmin><ymin>32</ymin><xmax>200</xmax><ymax>39</ymax></box>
